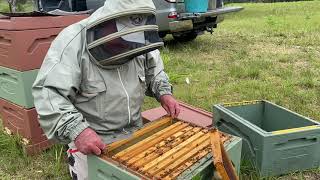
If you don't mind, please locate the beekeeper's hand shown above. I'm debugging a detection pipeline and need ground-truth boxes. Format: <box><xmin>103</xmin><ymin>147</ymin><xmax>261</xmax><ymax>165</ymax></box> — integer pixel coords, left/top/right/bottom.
<box><xmin>160</xmin><ymin>95</ymin><xmax>181</xmax><ymax>118</ymax></box>
<box><xmin>74</xmin><ymin>128</ymin><xmax>106</xmax><ymax>155</ymax></box>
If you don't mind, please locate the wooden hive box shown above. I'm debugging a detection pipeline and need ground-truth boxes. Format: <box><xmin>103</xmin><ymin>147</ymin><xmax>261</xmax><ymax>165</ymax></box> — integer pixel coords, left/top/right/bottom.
<box><xmin>0</xmin><ymin>98</ymin><xmax>53</xmax><ymax>155</ymax></box>
<box><xmin>0</xmin><ymin>67</ymin><xmax>38</xmax><ymax>108</ymax></box>
<box><xmin>214</xmin><ymin>100</ymin><xmax>320</xmax><ymax>176</ymax></box>
<box><xmin>88</xmin><ymin>117</ymin><xmax>242</xmax><ymax>180</ymax></box>
<box><xmin>0</xmin><ymin>14</ymin><xmax>88</xmax><ymax>71</ymax></box>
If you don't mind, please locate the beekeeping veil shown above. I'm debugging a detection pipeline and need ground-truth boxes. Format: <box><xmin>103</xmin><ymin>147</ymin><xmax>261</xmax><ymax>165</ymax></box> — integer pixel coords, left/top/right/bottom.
<box><xmin>86</xmin><ymin>0</ymin><xmax>163</xmax><ymax>69</ymax></box>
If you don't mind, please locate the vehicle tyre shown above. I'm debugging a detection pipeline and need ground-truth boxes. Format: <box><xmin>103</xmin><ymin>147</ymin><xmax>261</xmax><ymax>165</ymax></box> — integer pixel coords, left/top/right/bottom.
<box><xmin>34</xmin><ymin>0</ymin><xmax>72</xmax><ymax>12</ymax></box>
<box><xmin>158</xmin><ymin>32</ymin><xmax>167</xmax><ymax>38</ymax></box>
<box><xmin>34</xmin><ymin>0</ymin><xmax>40</xmax><ymax>11</ymax></box>
<box><xmin>172</xmin><ymin>31</ymin><xmax>198</xmax><ymax>42</ymax></box>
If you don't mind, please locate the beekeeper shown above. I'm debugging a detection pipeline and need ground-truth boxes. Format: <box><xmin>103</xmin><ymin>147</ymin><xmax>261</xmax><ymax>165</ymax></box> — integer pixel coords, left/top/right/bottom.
<box><xmin>32</xmin><ymin>0</ymin><xmax>180</xmax><ymax>179</ymax></box>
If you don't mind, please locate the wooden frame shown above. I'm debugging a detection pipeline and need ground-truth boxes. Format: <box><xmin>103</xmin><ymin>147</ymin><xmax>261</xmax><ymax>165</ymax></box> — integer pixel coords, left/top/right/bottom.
<box><xmin>101</xmin><ymin>116</ymin><xmax>233</xmax><ymax>180</ymax></box>
<box><xmin>210</xmin><ymin>129</ymin><xmax>239</xmax><ymax>180</ymax></box>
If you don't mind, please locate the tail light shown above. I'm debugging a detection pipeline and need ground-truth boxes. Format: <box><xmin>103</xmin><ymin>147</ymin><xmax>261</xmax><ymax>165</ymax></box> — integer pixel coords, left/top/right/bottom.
<box><xmin>168</xmin><ymin>12</ymin><xmax>178</xmax><ymax>19</ymax></box>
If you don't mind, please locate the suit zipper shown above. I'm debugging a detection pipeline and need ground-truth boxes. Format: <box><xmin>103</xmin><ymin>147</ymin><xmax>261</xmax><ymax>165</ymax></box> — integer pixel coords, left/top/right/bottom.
<box><xmin>117</xmin><ymin>68</ymin><xmax>131</xmax><ymax>125</ymax></box>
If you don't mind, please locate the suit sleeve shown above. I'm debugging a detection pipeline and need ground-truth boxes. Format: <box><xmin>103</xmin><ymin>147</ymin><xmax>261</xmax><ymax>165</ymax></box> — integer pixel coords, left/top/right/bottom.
<box><xmin>32</xmin><ymin>31</ymin><xmax>89</xmax><ymax>144</ymax></box>
<box><xmin>145</xmin><ymin>50</ymin><xmax>173</xmax><ymax>101</ymax></box>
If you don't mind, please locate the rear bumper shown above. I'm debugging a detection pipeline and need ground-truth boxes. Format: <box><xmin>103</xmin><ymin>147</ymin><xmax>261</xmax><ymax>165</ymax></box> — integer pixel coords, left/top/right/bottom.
<box><xmin>168</xmin><ymin>6</ymin><xmax>243</xmax><ymax>33</ymax></box>
<box><xmin>179</xmin><ymin>6</ymin><xmax>244</xmax><ymax>20</ymax></box>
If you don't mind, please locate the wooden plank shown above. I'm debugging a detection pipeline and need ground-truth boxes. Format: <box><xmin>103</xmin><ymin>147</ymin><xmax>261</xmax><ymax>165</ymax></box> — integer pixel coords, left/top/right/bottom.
<box><xmin>115</xmin><ymin>122</ymin><xmax>188</xmax><ymax>161</ymax></box>
<box><xmin>130</xmin><ymin>127</ymin><xmax>203</xmax><ymax>169</ymax></box>
<box><xmin>146</xmin><ymin>133</ymin><xmax>210</xmax><ymax>176</ymax></box>
<box><xmin>210</xmin><ymin>129</ymin><xmax>239</xmax><ymax>180</ymax></box>
<box><xmin>164</xmin><ymin>132</ymin><xmax>232</xmax><ymax>180</ymax></box>
<box><xmin>162</xmin><ymin>147</ymin><xmax>211</xmax><ymax>180</ymax></box>
<box><xmin>220</xmin><ymin>140</ymin><xmax>239</xmax><ymax>180</ymax></box>
<box><xmin>125</xmin><ymin>126</ymin><xmax>195</xmax><ymax>166</ymax></box>
<box><xmin>114</xmin><ymin>122</ymin><xmax>188</xmax><ymax>161</ymax></box>
<box><xmin>139</xmin><ymin>131</ymin><xmax>206</xmax><ymax>173</ymax></box>
<box><xmin>153</xmin><ymin>138</ymin><xmax>210</xmax><ymax>178</ymax></box>
<box><xmin>210</xmin><ymin>129</ymin><xmax>228</xmax><ymax>180</ymax></box>
<box><xmin>113</xmin><ymin>121</ymin><xmax>183</xmax><ymax>160</ymax></box>
<box><xmin>107</xmin><ymin>116</ymin><xmax>172</xmax><ymax>153</ymax></box>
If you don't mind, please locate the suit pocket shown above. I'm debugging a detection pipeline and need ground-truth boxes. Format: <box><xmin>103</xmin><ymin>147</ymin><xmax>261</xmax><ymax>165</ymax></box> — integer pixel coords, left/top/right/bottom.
<box><xmin>74</xmin><ymin>80</ymin><xmax>107</xmax><ymax>119</ymax></box>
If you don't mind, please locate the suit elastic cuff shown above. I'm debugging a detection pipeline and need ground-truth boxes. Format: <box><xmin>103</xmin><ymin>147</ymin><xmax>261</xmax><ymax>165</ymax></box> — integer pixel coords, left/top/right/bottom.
<box><xmin>156</xmin><ymin>90</ymin><xmax>173</xmax><ymax>101</ymax></box>
<box><xmin>69</xmin><ymin>121</ymin><xmax>90</xmax><ymax>141</ymax></box>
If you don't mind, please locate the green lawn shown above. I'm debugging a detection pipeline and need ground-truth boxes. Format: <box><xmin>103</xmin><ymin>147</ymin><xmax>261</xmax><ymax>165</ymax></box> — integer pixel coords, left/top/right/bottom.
<box><xmin>1</xmin><ymin>1</ymin><xmax>320</xmax><ymax>179</ymax></box>
<box><xmin>0</xmin><ymin>1</ymin><xmax>9</xmax><ymax>12</ymax></box>
<box><xmin>0</xmin><ymin>0</ymin><xmax>34</xmax><ymax>12</ymax></box>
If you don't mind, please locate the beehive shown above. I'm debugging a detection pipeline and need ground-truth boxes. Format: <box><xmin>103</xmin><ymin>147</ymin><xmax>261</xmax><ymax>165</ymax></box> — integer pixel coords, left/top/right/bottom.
<box><xmin>0</xmin><ymin>14</ymin><xmax>88</xmax><ymax>155</ymax></box>
<box><xmin>88</xmin><ymin>117</ymin><xmax>242</xmax><ymax>180</ymax></box>
<box><xmin>0</xmin><ymin>98</ymin><xmax>47</xmax><ymax>144</ymax></box>
<box><xmin>0</xmin><ymin>14</ymin><xmax>88</xmax><ymax>71</ymax></box>
<box><xmin>214</xmin><ymin>100</ymin><xmax>320</xmax><ymax>176</ymax></box>
<box><xmin>0</xmin><ymin>67</ymin><xmax>38</xmax><ymax>108</ymax></box>
<box><xmin>0</xmin><ymin>98</ymin><xmax>53</xmax><ymax>155</ymax></box>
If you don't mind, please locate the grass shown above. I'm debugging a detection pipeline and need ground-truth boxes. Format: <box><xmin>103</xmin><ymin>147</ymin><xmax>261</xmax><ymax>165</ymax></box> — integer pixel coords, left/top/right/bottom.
<box><xmin>0</xmin><ymin>0</ymin><xmax>34</xmax><ymax>13</ymax></box>
<box><xmin>157</xmin><ymin>1</ymin><xmax>320</xmax><ymax>117</ymax></box>
<box><xmin>0</xmin><ymin>1</ymin><xmax>9</xmax><ymax>12</ymax></box>
<box><xmin>1</xmin><ymin>0</ymin><xmax>320</xmax><ymax>179</ymax></box>
<box><xmin>0</xmin><ymin>122</ymin><xmax>69</xmax><ymax>179</ymax></box>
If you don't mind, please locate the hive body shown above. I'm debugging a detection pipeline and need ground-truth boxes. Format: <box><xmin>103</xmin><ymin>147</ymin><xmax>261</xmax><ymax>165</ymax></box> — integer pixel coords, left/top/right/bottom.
<box><xmin>88</xmin><ymin>117</ymin><xmax>242</xmax><ymax>180</ymax></box>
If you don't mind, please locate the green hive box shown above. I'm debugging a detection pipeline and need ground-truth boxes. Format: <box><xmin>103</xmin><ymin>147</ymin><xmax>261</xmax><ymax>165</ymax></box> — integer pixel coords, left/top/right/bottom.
<box><xmin>88</xmin><ymin>136</ymin><xmax>242</xmax><ymax>180</ymax></box>
<box><xmin>213</xmin><ymin>100</ymin><xmax>320</xmax><ymax>177</ymax></box>
<box><xmin>0</xmin><ymin>66</ymin><xmax>38</xmax><ymax>108</ymax></box>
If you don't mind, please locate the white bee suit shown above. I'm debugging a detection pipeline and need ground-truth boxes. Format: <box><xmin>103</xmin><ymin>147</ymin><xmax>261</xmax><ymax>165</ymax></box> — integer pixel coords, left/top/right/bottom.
<box><xmin>32</xmin><ymin>0</ymin><xmax>172</xmax><ymax>179</ymax></box>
